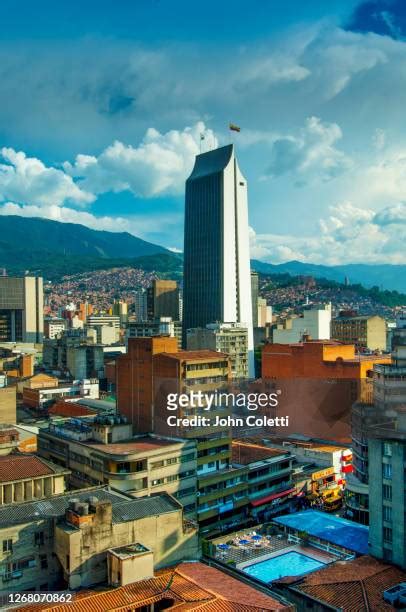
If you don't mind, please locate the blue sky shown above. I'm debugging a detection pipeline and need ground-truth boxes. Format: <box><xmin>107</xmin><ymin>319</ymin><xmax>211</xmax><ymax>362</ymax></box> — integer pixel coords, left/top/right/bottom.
<box><xmin>0</xmin><ymin>0</ymin><xmax>405</xmax><ymax>264</ymax></box>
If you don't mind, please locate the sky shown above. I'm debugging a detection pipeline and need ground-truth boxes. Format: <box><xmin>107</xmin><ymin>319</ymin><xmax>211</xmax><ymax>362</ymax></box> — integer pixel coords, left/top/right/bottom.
<box><xmin>0</xmin><ymin>0</ymin><xmax>406</xmax><ymax>265</ymax></box>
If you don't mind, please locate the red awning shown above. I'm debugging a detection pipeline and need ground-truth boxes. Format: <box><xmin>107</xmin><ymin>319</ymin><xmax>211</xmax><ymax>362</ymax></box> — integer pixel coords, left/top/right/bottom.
<box><xmin>250</xmin><ymin>488</ymin><xmax>296</xmax><ymax>507</ymax></box>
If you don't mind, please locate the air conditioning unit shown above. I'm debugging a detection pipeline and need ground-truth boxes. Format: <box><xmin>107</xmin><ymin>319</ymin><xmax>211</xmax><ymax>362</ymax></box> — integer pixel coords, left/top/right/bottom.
<box><xmin>383</xmin><ymin>583</ymin><xmax>406</xmax><ymax>605</ymax></box>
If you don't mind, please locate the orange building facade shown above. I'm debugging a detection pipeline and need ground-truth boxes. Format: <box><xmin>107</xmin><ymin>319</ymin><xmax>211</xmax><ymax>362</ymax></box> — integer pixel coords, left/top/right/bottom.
<box><xmin>261</xmin><ymin>341</ymin><xmax>391</xmax><ymax>442</ymax></box>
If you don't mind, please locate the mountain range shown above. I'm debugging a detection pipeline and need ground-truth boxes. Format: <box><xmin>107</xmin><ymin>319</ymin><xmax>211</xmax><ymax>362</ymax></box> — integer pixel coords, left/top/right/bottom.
<box><xmin>0</xmin><ymin>215</ymin><xmax>405</xmax><ymax>293</ymax></box>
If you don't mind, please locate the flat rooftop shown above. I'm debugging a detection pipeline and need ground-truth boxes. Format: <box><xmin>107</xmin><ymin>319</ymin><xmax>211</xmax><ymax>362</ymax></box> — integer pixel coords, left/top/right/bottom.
<box><xmin>232</xmin><ymin>441</ymin><xmax>290</xmax><ymax>465</ymax></box>
<box><xmin>88</xmin><ymin>436</ymin><xmax>186</xmax><ymax>455</ymax></box>
<box><xmin>109</xmin><ymin>542</ymin><xmax>150</xmax><ymax>558</ymax></box>
<box><xmin>273</xmin><ymin>510</ymin><xmax>369</xmax><ymax>555</ymax></box>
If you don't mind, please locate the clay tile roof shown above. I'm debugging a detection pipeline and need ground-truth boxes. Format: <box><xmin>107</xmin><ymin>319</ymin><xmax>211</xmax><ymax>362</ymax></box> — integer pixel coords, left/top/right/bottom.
<box><xmin>0</xmin><ymin>454</ymin><xmax>55</xmax><ymax>483</ymax></box>
<box><xmin>176</xmin><ymin>563</ymin><xmax>289</xmax><ymax>610</ymax></box>
<box><xmin>17</xmin><ymin>563</ymin><xmax>292</xmax><ymax>612</ymax></box>
<box><xmin>232</xmin><ymin>441</ymin><xmax>286</xmax><ymax>465</ymax></box>
<box><xmin>291</xmin><ymin>555</ymin><xmax>406</xmax><ymax>611</ymax></box>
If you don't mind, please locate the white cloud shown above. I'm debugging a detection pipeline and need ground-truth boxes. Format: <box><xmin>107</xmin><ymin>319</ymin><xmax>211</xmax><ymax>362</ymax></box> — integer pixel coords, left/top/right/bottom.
<box><xmin>0</xmin><ymin>148</ymin><xmax>94</xmax><ymax>207</ymax></box>
<box><xmin>64</xmin><ymin>121</ymin><xmax>217</xmax><ymax>198</ymax></box>
<box><xmin>249</xmin><ymin>200</ymin><xmax>406</xmax><ymax>265</ymax></box>
<box><xmin>265</xmin><ymin>116</ymin><xmax>352</xmax><ymax>183</ymax></box>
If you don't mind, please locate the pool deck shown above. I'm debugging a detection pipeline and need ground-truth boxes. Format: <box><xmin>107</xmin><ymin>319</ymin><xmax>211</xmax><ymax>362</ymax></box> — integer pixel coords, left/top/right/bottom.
<box><xmin>211</xmin><ymin>529</ymin><xmax>338</xmax><ymax>568</ymax></box>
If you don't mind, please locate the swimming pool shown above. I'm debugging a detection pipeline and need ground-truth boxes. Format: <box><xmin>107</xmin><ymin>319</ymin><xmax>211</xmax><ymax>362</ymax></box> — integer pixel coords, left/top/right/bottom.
<box><xmin>242</xmin><ymin>551</ymin><xmax>325</xmax><ymax>583</ymax></box>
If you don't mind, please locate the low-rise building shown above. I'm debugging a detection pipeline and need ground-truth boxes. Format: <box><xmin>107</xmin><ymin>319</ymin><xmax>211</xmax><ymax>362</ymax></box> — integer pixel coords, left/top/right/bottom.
<box><xmin>38</xmin><ymin>417</ymin><xmax>197</xmax><ymax>515</ymax></box>
<box><xmin>23</xmin><ymin>379</ymin><xmax>99</xmax><ymax>411</ymax></box>
<box><xmin>0</xmin><ymin>486</ymin><xmax>198</xmax><ymax>592</ymax></box>
<box><xmin>274</xmin><ymin>555</ymin><xmax>406</xmax><ymax>611</ymax></box>
<box><xmin>16</xmin><ymin>562</ymin><xmax>292</xmax><ymax>611</ymax></box>
<box><xmin>0</xmin><ymin>453</ymin><xmax>69</xmax><ymax>504</ymax></box>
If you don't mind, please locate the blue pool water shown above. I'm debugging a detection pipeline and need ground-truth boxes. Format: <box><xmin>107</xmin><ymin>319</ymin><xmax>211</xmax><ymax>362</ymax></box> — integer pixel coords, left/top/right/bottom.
<box><xmin>242</xmin><ymin>551</ymin><xmax>325</xmax><ymax>583</ymax></box>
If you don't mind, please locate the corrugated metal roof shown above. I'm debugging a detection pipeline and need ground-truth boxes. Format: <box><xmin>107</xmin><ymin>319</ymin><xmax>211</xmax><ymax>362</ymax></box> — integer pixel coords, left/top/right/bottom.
<box><xmin>0</xmin><ymin>486</ymin><xmax>179</xmax><ymax>527</ymax></box>
<box><xmin>273</xmin><ymin>509</ymin><xmax>369</xmax><ymax>554</ymax></box>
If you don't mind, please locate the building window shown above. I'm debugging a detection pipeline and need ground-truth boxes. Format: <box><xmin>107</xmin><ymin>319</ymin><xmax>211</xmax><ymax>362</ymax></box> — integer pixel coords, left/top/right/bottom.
<box><xmin>166</xmin><ymin>457</ymin><xmax>178</xmax><ymax>465</ymax></box>
<box><xmin>180</xmin><ymin>453</ymin><xmax>195</xmax><ymax>463</ymax></box>
<box><xmin>383</xmin><ymin>527</ymin><xmax>392</xmax><ymax>543</ymax></box>
<box><xmin>34</xmin><ymin>532</ymin><xmax>45</xmax><ymax>546</ymax></box>
<box><xmin>151</xmin><ymin>478</ymin><xmax>164</xmax><ymax>486</ymax></box>
<box><xmin>2</xmin><ymin>539</ymin><xmax>12</xmax><ymax>553</ymax></box>
<box><xmin>167</xmin><ymin>474</ymin><xmax>178</xmax><ymax>483</ymax></box>
<box><xmin>40</xmin><ymin>554</ymin><xmax>48</xmax><ymax>570</ymax></box>
<box><xmin>383</xmin><ymin>484</ymin><xmax>392</xmax><ymax>501</ymax></box>
<box><xmin>383</xmin><ymin>505</ymin><xmax>392</xmax><ymax>522</ymax></box>
<box><xmin>382</xmin><ymin>463</ymin><xmax>392</xmax><ymax>480</ymax></box>
<box><xmin>383</xmin><ymin>442</ymin><xmax>392</xmax><ymax>457</ymax></box>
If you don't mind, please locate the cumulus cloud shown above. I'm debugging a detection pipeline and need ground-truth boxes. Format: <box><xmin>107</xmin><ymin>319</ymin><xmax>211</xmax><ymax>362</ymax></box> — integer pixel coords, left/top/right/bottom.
<box><xmin>266</xmin><ymin>116</ymin><xmax>352</xmax><ymax>183</ymax></box>
<box><xmin>374</xmin><ymin>202</ymin><xmax>406</xmax><ymax>225</ymax></box>
<box><xmin>64</xmin><ymin>121</ymin><xmax>216</xmax><ymax>198</ymax></box>
<box><xmin>0</xmin><ymin>148</ymin><xmax>94</xmax><ymax>207</ymax></box>
<box><xmin>249</xmin><ymin>200</ymin><xmax>406</xmax><ymax>265</ymax></box>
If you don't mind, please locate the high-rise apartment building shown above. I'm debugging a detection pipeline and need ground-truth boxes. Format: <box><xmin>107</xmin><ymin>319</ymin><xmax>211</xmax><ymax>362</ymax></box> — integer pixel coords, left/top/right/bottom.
<box><xmin>182</xmin><ymin>145</ymin><xmax>254</xmax><ymax>375</ymax></box>
<box><xmin>257</xmin><ymin>298</ymin><xmax>273</xmax><ymax>328</ymax></box>
<box><xmin>362</xmin><ymin>314</ymin><xmax>406</xmax><ymax>568</ymax></box>
<box><xmin>147</xmin><ymin>280</ymin><xmax>179</xmax><ymax>321</ymax></box>
<box><xmin>251</xmin><ymin>272</ymin><xmax>259</xmax><ymax>328</ymax></box>
<box><xmin>187</xmin><ymin>322</ymin><xmax>249</xmax><ymax>379</ymax></box>
<box><xmin>133</xmin><ymin>288</ymin><xmax>148</xmax><ymax>321</ymax></box>
<box><xmin>0</xmin><ymin>276</ymin><xmax>43</xmax><ymax>343</ymax></box>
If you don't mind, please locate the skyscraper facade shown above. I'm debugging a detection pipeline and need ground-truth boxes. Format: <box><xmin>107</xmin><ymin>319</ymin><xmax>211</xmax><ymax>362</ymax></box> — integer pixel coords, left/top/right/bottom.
<box><xmin>183</xmin><ymin>145</ymin><xmax>254</xmax><ymax>375</ymax></box>
<box><xmin>0</xmin><ymin>276</ymin><xmax>43</xmax><ymax>343</ymax></box>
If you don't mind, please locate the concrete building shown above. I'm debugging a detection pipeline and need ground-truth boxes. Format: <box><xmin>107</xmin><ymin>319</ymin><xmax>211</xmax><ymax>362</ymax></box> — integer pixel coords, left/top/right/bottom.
<box><xmin>38</xmin><ymin>418</ymin><xmax>197</xmax><ymax>515</ymax></box>
<box><xmin>0</xmin><ymin>486</ymin><xmax>198</xmax><ymax>592</ymax></box>
<box><xmin>273</xmin><ymin>303</ymin><xmax>331</xmax><ymax>344</ymax></box>
<box><xmin>0</xmin><ymin>276</ymin><xmax>43</xmax><ymax>343</ymax></box>
<box><xmin>147</xmin><ymin>280</ymin><xmax>180</xmax><ymax>321</ymax></box>
<box><xmin>127</xmin><ymin>316</ymin><xmax>182</xmax><ymax>349</ymax></box>
<box><xmin>257</xmin><ymin>298</ymin><xmax>273</xmax><ymax>328</ymax></box>
<box><xmin>23</xmin><ymin>379</ymin><xmax>99</xmax><ymax>411</ymax></box>
<box><xmin>87</xmin><ymin>314</ymin><xmax>121</xmax><ymax>344</ymax></box>
<box><xmin>332</xmin><ymin>313</ymin><xmax>387</xmax><ymax>352</ymax></box>
<box><xmin>0</xmin><ymin>385</ymin><xmax>16</xmax><ymax>424</ymax></box>
<box><xmin>117</xmin><ymin>337</ymin><xmax>248</xmax><ymax>533</ymax></box>
<box><xmin>43</xmin><ymin>329</ymin><xmax>104</xmax><ymax>379</ymax></box>
<box><xmin>133</xmin><ymin>287</ymin><xmax>148</xmax><ymax>321</ymax></box>
<box><xmin>232</xmin><ymin>441</ymin><xmax>295</xmax><ymax>523</ymax></box>
<box><xmin>362</xmin><ymin>315</ymin><xmax>406</xmax><ymax>568</ymax></box>
<box><xmin>183</xmin><ymin>145</ymin><xmax>254</xmax><ymax>375</ymax></box>
<box><xmin>187</xmin><ymin>322</ymin><xmax>249</xmax><ymax>379</ymax></box>
<box><xmin>0</xmin><ymin>452</ymin><xmax>69</xmax><ymax>504</ymax></box>
<box><xmin>262</xmin><ymin>340</ymin><xmax>390</xmax><ymax>440</ymax></box>
<box><xmin>112</xmin><ymin>300</ymin><xmax>128</xmax><ymax>325</ymax></box>
<box><xmin>251</xmin><ymin>271</ymin><xmax>259</xmax><ymax>328</ymax></box>
<box><xmin>44</xmin><ymin>318</ymin><xmax>66</xmax><ymax>340</ymax></box>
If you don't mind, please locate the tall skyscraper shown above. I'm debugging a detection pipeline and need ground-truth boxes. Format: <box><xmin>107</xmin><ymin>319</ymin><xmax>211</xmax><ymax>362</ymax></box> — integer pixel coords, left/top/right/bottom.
<box><xmin>183</xmin><ymin>144</ymin><xmax>254</xmax><ymax>375</ymax></box>
<box><xmin>0</xmin><ymin>276</ymin><xmax>43</xmax><ymax>343</ymax></box>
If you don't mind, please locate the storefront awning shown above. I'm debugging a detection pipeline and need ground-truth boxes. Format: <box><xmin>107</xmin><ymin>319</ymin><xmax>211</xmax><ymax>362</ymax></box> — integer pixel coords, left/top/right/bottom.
<box><xmin>250</xmin><ymin>488</ymin><xmax>296</xmax><ymax>507</ymax></box>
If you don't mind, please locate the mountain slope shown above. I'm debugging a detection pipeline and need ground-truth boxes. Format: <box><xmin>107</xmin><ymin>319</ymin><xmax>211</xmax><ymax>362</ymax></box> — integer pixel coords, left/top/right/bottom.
<box><xmin>0</xmin><ymin>215</ymin><xmax>168</xmax><ymax>259</ymax></box>
<box><xmin>251</xmin><ymin>259</ymin><xmax>406</xmax><ymax>293</ymax></box>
